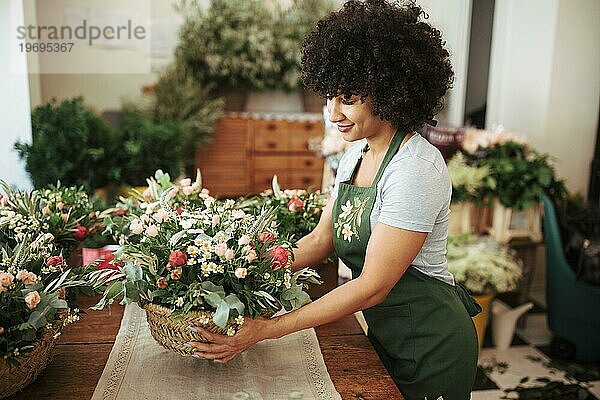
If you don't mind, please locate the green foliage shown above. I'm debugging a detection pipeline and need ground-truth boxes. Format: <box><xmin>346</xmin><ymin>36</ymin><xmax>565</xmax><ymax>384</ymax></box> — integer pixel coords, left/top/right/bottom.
<box><xmin>117</xmin><ymin>110</ymin><xmax>186</xmax><ymax>186</ymax></box>
<box><xmin>465</xmin><ymin>141</ymin><xmax>567</xmax><ymax>210</ymax></box>
<box><xmin>14</xmin><ymin>97</ymin><xmax>121</xmax><ymax>192</ymax></box>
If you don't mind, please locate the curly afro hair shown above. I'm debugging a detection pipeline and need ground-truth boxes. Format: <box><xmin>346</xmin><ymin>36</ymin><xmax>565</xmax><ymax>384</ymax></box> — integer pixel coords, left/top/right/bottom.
<box><xmin>300</xmin><ymin>0</ymin><xmax>454</xmax><ymax>132</ymax></box>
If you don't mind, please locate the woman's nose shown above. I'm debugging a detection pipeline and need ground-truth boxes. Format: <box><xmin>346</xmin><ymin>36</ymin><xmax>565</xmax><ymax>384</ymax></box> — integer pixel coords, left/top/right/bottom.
<box><xmin>327</xmin><ymin>98</ymin><xmax>344</xmax><ymax>123</ymax></box>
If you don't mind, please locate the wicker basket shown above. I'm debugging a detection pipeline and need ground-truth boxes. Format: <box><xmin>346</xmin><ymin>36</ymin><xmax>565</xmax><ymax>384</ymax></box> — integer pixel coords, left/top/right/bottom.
<box><xmin>144</xmin><ymin>303</ymin><xmax>237</xmax><ymax>356</ymax></box>
<box><xmin>0</xmin><ymin>326</ymin><xmax>62</xmax><ymax>399</ymax></box>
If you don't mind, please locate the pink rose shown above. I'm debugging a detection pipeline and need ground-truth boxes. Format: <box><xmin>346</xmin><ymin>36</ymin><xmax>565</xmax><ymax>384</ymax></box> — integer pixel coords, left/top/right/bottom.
<box><xmin>234</xmin><ymin>268</ymin><xmax>248</xmax><ymax>279</ymax></box>
<box><xmin>170</xmin><ymin>269</ymin><xmax>182</xmax><ymax>280</ymax></box>
<box><xmin>145</xmin><ymin>225</ymin><xmax>159</xmax><ymax>237</ymax></box>
<box><xmin>270</xmin><ymin>246</ymin><xmax>289</xmax><ymax>270</ymax></box>
<box><xmin>224</xmin><ymin>249</ymin><xmax>235</xmax><ymax>261</ymax></box>
<box><xmin>152</xmin><ymin>209</ymin><xmax>169</xmax><ymax>224</ymax></box>
<box><xmin>24</xmin><ymin>291</ymin><xmax>41</xmax><ymax>309</ymax></box>
<box><xmin>116</xmin><ymin>208</ymin><xmax>127</xmax><ymax>217</ymax></box>
<box><xmin>215</xmin><ymin>243</ymin><xmax>227</xmax><ymax>257</ymax></box>
<box><xmin>16</xmin><ymin>270</ymin><xmax>38</xmax><ymax>285</ymax></box>
<box><xmin>168</xmin><ymin>251</ymin><xmax>187</xmax><ymax>267</ymax></box>
<box><xmin>238</xmin><ymin>235</ymin><xmax>251</xmax><ymax>246</ymax></box>
<box><xmin>287</xmin><ymin>198</ymin><xmax>304</xmax><ymax>212</ymax></box>
<box><xmin>245</xmin><ymin>250</ymin><xmax>257</xmax><ymax>263</ymax></box>
<box><xmin>179</xmin><ymin>178</ymin><xmax>192</xmax><ymax>187</ymax></box>
<box><xmin>46</xmin><ymin>256</ymin><xmax>63</xmax><ymax>267</ymax></box>
<box><xmin>182</xmin><ymin>186</ymin><xmax>194</xmax><ymax>196</ymax></box>
<box><xmin>129</xmin><ymin>219</ymin><xmax>144</xmax><ymax>235</ymax></box>
<box><xmin>258</xmin><ymin>231</ymin><xmax>275</xmax><ymax>243</ymax></box>
<box><xmin>73</xmin><ymin>226</ymin><xmax>88</xmax><ymax>241</ymax></box>
<box><xmin>157</xmin><ymin>277</ymin><xmax>168</xmax><ymax>289</ymax></box>
<box><xmin>0</xmin><ymin>272</ymin><xmax>14</xmax><ymax>288</ymax></box>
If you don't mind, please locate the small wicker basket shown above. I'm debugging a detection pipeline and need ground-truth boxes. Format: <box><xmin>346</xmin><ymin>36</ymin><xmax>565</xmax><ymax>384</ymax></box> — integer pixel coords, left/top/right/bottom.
<box><xmin>0</xmin><ymin>326</ymin><xmax>62</xmax><ymax>399</ymax></box>
<box><xmin>144</xmin><ymin>303</ymin><xmax>235</xmax><ymax>356</ymax></box>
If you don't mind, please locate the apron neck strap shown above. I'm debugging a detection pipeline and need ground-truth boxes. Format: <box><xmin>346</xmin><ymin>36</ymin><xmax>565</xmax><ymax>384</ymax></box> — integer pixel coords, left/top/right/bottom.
<box><xmin>370</xmin><ymin>130</ymin><xmax>408</xmax><ymax>188</ymax></box>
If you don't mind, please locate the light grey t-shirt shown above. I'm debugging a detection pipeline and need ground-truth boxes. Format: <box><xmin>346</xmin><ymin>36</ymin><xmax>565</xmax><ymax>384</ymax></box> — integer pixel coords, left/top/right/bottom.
<box><xmin>332</xmin><ymin>133</ymin><xmax>455</xmax><ymax>285</ymax></box>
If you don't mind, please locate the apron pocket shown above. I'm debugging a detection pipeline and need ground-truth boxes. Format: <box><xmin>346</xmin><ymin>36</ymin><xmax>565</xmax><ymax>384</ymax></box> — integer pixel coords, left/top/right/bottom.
<box><xmin>363</xmin><ymin>303</ymin><xmax>416</xmax><ymax>380</ymax></box>
<box><xmin>455</xmin><ymin>283</ymin><xmax>482</xmax><ymax>317</ymax></box>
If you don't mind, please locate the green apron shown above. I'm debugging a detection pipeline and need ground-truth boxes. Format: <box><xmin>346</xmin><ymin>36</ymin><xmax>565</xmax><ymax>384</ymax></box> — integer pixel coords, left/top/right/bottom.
<box><xmin>332</xmin><ymin>131</ymin><xmax>481</xmax><ymax>400</ymax></box>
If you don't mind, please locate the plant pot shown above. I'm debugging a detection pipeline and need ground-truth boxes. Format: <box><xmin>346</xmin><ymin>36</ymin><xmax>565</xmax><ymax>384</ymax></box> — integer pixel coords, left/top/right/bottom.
<box><xmin>472</xmin><ymin>293</ymin><xmax>494</xmax><ymax>352</ymax></box>
<box><xmin>448</xmin><ymin>201</ymin><xmax>474</xmax><ymax>235</ymax></box>
<box><xmin>302</xmin><ymin>89</ymin><xmax>325</xmax><ymax>113</ymax></box>
<box><xmin>245</xmin><ymin>90</ymin><xmax>303</xmax><ymax>113</ymax></box>
<box><xmin>0</xmin><ymin>320</ymin><xmax>64</xmax><ymax>398</ymax></box>
<box><xmin>488</xmin><ymin>199</ymin><xmax>542</xmax><ymax>244</ymax></box>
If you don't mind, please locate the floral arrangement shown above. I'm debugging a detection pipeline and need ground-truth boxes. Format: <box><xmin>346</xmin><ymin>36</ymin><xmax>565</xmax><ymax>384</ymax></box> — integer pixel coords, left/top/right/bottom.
<box><xmin>88</xmin><ymin>183</ymin><xmax>320</xmax><ymax>332</ymax></box>
<box><xmin>237</xmin><ymin>176</ymin><xmax>329</xmax><ymax>241</ymax></box>
<box><xmin>0</xmin><ymin>182</ymin><xmax>94</xmax><ymax>260</ymax></box>
<box><xmin>446</xmin><ymin>152</ymin><xmax>491</xmax><ymax>203</ymax></box>
<box><xmin>447</xmin><ymin>234</ymin><xmax>522</xmax><ymax>295</ymax></box>
<box><xmin>461</xmin><ymin>128</ymin><xmax>528</xmax><ymax>154</ymax></box>
<box><xmin>0</xmin><ymin>238</ymin><xmax>86</xmax><ymax>365</ymax></box>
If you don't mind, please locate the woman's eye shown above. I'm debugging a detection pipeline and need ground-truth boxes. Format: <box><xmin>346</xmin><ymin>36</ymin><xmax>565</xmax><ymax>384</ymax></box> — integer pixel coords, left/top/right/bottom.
<box><xmin>341</xmin><ymin>95</ymin><xmax>356</xmax><ymax>105</ymax></box>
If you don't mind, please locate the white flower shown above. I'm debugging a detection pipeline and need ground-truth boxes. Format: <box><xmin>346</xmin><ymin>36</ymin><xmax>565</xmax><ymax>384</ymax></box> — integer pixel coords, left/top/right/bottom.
<box><xmin>234</xmin><ymin>316</ymin><xmax>245</xmax><ymax>326</ymax></box>
<box><xmin>204</xmin><ymin>197</ymin><xmax>215</xmax><ymax>207</ymax></box>
<box><xmin>129</xmin><ymin>219</ymin><xmax>144</xmax><ymax>235</ymax></box>
<box><xmin>232</xmin><ymin>210</ymin><xmax>246</xmax><ymax>219</ymax></box>
<box><xmin>180</xmin><ymin>219</ymin><xmax>194</xmax><ymax>230</ymax></box>
<box><xmin>225</xmin><ymin>249</ymin><xmax>235</xmax><ymax>261</ymax></box>
<box><xmin>238</xmin><ymin>235</ymin><xmax>251</xmax><ymax>246</ymax></box>
<box><xmin>224</xmin><ymin>199</ymin><xmax>235</xmax><ymax>208</ymax></box>
<box><xmin>183</xmin><ymin>186</ymin><xmax>194</xmax><ymax>196</ymax></box>
<box><xmin>342</xmin><ymin>224</ymin><xmax>353</xmax><ymax>242</ymax></box>
<box><xmin>145</xmin><ymin>225</ymin><xmax>159</xmax><ymax>238</ymax></box>
<box><xmin>179</xmin><ymin>178</ymin><xmax>192</xmax><ymax>187</ymax></box>
<box><xmin>175</xmin><ymin>297</ymin><xmax>184</xmax><ymax>307</ymax></box>
<box><xmin>226</xmin><ymin>326</ymin><xmax>236</xmax><ymax>336</ymax></box>
<box><xmin>339</xmin><ymin>200</ymin><xmax>353</xmax><ymax>219</ymax></box>
<box><xmin>235</xmin><ymin>267</ymin><xmax>247</xmax><ymax>279</ymax></box>
<box><xmin>152</xmin><ymin>209</ymin><xmax>169</xmax><ymax>224</ymax></box>
<box><xmin>187</xmin><ymin>245</ymin><xmax>199</xmax><ymax>256</ymax></box>
<box><xmin>198</xmin><ymin>314</ymin><xmax>210</xmax><ymax>325</ymax></box>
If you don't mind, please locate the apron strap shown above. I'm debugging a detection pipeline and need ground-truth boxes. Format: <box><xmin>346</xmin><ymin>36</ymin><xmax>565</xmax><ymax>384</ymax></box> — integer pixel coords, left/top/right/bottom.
<box><xmin>371</xmin><ymin>130</ymin><xmax>408</xmax><ymax>188</ymax></box>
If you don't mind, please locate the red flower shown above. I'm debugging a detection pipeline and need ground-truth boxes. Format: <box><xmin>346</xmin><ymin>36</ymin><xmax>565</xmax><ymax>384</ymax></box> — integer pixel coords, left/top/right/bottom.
<box><xmin>176</xmin><ymin>207</ymin><xmax>184</xmax><ymax>215</ymax></box>
<box><xmin>258</xmin><ymin>231</ymin><xmax>275</xmax><ymax>243</ymax></box>
<box><xmin>168</xmin><ymin>251</ymin><xmax>187</xmax><ymax>267</ymax></box>
<box><xmin>115</xmin><ymin>208</ymin><xmax>127</xmax><ymax>217</ymax></box>
<box><xmin>157</xmin><ymin>277</ymin><xmax>168</xmax><ymax>289</ymax></box>
<box><xmin>270</xmin><ymin>246</ymin><xmax>289</xmax><ymax>270</ymax></box>
<box><xmin>97</xmin><ymin>254</ymin><xmax>123</xmax><ymax>271</ymax></box>
<box><xmin>46</xmin><ymin>256</ymin><xmax>63</xmax><ymax>267</ymax></box>
<box><xmin>287</xmin><ymin>197</ymin><xmax>304</xmax><ymax>212</ymax></box>
<box><xmin>73</xmin><ymin>226</ymin><xmax>88</xmax><ymax>241</ymax></box>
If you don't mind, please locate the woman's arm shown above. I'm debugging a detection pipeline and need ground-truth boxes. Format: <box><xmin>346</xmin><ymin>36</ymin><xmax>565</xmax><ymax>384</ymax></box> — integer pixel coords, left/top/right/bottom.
<box><xmin>290</xmin><ymin>197</ymin><xmax>335</xmax><ymax>271</ymax></box>
<box><xmin>189</xmin><ymin>222</ymin><xmax>427</xmax><ymax>363</ymax></box>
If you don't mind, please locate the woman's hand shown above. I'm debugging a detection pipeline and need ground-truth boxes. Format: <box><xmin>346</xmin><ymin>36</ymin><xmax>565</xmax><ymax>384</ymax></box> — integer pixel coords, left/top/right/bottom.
<box><xmin>187</xmin><ymin>316</ymin><xmax>272</xmax><ymax>364</ymax></box>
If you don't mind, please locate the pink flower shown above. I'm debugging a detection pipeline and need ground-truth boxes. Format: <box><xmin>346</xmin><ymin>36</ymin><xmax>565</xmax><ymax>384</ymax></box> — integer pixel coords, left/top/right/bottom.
<box><xmin>129</xmin><ymin>219</ymin><xmax>144</xmax><ymax>235</ymax></box>
<box><xmin>56</xmin><ymin>202</ymin><xmax>64</xmax><ymax>210</ymax></box>
<box><xmin>0</xmin><ymin>272</ymin><xmax>14</xmax><ymax>288</ymax></box>
<box><xmin>156</xmin><ymin>277</ymin><xmax>168</xmax><ymax>289</ymax></box>
<box><xmin>287</xmin><ymin>198</ymin><xmax>304</xmax><ymax>212</ymax></box>
<box><xmin>152</xmin><ymin>209</ymin><xmax>169</xmax><ymax>223</ymax></box>
<box><xmin>46</xmin><ymin>256</ymin><xmax>63</xmax><ymax>267</ymax></box>
<box><xmin>143</xmin><ymin>187</ymin><xmax>153</xmax><ymax>200</ymax></box>
<box><xmin>179</xmin><ymin>178</ymin><xmax>192</xmax><ymax>187</ymax></box>
<box><xmin>42</xmin><ymin>205</ymin><xmax>51</xmax><ymax>215</ymax></box>
<box><xmin>170</xmin><ymin>269</ymin><xmax>182</xmax><ymax>280</ymax></box>
<box><xmin>16</xmin><ymin>270</ymin><xmax>38</xmax><ymax>285</ymax></box>
<box><xmin>215</xmin><ymin>243</ymin><xmax>227</xmax><ymax>257</ymax></box>
<box><xmin>116</xmin><ymin>208</ymin><xmax>127</xmax><ymax>217</ymax></box>
<box><xmin>204</xmin><ymin>197</ymin><xmax>215</xmax><ymax>207</ymax></box>
<box><xmin>238</xmin><ymin>235</ymin><xmax>251</xmax><ymax>246</ymax></box>
<box><xmin>0</xmin><ymin>195</ymin><xmax>7</xmax><ymax>207</ymax></box>
<box><xmin>145</xmin><ymin>225</ymin><xmax>159</xmax><ymax>237</ymax></box>
<box><xmin>258</xmin><ymin>231</ymin><xmax>275</xmax><ymax>243</ymax></box>
<box><xmin>191</xmin><ymin>182</ymin><xmax>200</xmax><ymax>191</ymax></box>
<box><xmin>224</xmin><ymin>249</ymin><xmax>235</xmax><ymax>261</ymax></box>
<box><xmin>234</xmin><ymin>268</ymin><xmax>248</xmax><ymax>279</ymax></box>
<box><xmin>61</xmin><ymin>214</ymin><xmax>69</xmax><ymax>223</ymax></box>
<box><xmin>182</xmin><ymin>186</ymin><xmax>194</xmax><ymax>196</ymax></box>
<box><xmin>212</xmin><ymin>215</ymin><xmax>220</xmax><ymax>225</ymax></box>
<box><xmin>270</xmin><ymin>246</ymin><xmax>289</xmax><ymax>270</ymax></box>
<box><xmin>168</xmin><ymin>251</ymin><xmax>187</xmax><ymax>267</ymax></box>
<box><xmin>25</xmin><ymin>291</ymin><xmax>41</xmax><ymax>309</ymax></box>
<box><xmin>73</xmin><ymin>226</ymin><xmax>88</xmax><ymax>241</ymax></box>
<box><xmin>245</xmin><ymin>250</ymin><xmax>257</xmax><ymax>263</ymax></box>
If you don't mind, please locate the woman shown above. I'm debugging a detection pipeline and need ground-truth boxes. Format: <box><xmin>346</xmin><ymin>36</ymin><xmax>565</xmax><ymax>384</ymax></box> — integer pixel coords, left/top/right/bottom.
<box><xmin>189</xmin><ymin>1</ymin><xmax>481</xmax><ymax>398</ymax></box>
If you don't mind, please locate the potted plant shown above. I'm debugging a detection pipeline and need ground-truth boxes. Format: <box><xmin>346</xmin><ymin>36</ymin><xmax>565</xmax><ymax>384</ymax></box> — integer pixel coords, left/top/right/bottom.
<box><xmin>461</xmin><ymin>129</ymin><xmax>566</xmax><ymax>243</ymax></box>
<box><xmin>86</xmin><ymin>179</ymin><xmax>320</xmax><ymax>356</ymax></box>
<box><xmin>14</xmin><ymin>97</ymin><xmax>121</xmax><ymax>193</ymax></box>
<box><xmin>447</xmin><ymin>234</ymin><xmax>523</xmax><ymax>350</ymax></box>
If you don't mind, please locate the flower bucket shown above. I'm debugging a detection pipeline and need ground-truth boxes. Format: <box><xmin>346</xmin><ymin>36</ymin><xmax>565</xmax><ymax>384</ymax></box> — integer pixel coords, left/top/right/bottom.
<box><xmin>472</xmin><ymin>293</ymin><xmax>494</xmax><ymax>352</ymax></box>
<box><xmin>0</xmin><ymin>321</ymin><xmax>64</xmax><ymax>399</ymax></box>
<box><xmin>144</xmin><ymin>303</ymin><xmax>246</xmax><ymax>356</ymax></box>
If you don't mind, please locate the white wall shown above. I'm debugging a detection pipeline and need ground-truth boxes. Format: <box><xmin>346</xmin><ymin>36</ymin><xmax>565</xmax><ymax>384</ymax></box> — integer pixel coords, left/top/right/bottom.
<box><xmin>418</xmin><ymin>0</ymin><xmax>473</xmax><ymax>127</ymax></box>
<box><xmin>486</xmin><ymin>0</ymin><xmax>599</xmax><ymax>196</ymax></box>
<box><xmin>0</xmin><ymin>0</ymin><xmax>32</xmax><ymax>190</ymax></box>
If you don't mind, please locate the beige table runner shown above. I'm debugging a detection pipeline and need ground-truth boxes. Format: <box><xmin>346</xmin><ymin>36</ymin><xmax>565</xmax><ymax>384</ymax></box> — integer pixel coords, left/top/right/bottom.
<box><xmin>91</xmin><ymin>304</ymin><xmax>342</xmax><ymax>400</ymax></box>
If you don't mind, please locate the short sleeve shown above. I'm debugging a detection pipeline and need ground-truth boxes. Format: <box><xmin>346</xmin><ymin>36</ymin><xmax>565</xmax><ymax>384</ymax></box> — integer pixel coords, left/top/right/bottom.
<box><xmin>377</xmin><ymin>159</ymin><xmax>451</xmax><ymax>233</ymax></box>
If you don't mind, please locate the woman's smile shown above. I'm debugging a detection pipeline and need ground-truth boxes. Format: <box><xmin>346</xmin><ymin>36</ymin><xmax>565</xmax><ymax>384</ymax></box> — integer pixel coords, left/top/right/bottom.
<box><xmin>337</xmin><ymin>123</ymin><xmax>355</xmax><ymax>133</ymax></box>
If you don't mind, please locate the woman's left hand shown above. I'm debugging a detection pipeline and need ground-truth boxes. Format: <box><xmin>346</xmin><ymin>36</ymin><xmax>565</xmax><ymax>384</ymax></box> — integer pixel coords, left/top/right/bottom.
<box><xmin>187</xmin><ymin>316</ymin><xmax>271</xmax><ymax>364</ymax></box>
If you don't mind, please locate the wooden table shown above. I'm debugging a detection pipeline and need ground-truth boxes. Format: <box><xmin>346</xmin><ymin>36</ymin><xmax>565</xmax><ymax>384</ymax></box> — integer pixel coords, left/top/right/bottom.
<box><xmin>7</xmin><ymin>296</ymin><xmax>402</xmax><ymax>400</ymax></box>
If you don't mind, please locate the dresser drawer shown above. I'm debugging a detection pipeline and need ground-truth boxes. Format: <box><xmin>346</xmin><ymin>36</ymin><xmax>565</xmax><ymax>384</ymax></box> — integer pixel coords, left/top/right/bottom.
<box><xmin>287</xmin><ymin>171</ymin><xmax>322</xmax><ymax>190</ymax></box>
<box><xmin>288</xmin><ymin>121</ymin><xmax>323</xmax><ymax>152</ymax></box>
<box><xmin>287</xmin><ymin>156</ymin><xmax>324</xmax><ymax>171</ymax></box>
<box><xmin>253</xmin><ymin>171</ymin><xmax>289</xmax><ymax>192</ymax></box>
<box><xmin>254</xmin><ymin>120</ymin><xmax>287</xmax><ymax>152</ymax></box>
<box><xmin>253</xmin><ymin>156</ymin><xmax>289</xmax><ymax>172</ymax></box>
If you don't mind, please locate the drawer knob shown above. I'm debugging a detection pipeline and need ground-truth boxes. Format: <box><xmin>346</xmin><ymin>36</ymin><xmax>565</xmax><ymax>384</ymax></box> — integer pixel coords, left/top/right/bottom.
<box><xmin>302</xmin><ymin>177</ymin><xmax>313</xmax><ymax>184</ymax></box>
<box><xmin>267</xmin><ymin>142</ymin><xmax>277</xmax><ymax>149</ymax></box>
<box><xmin>304</xmin><ymin>160</ymin><xmax>313</xmax><ymax>167</ymax></box>
<box><xmin>267</xmin><ymin>124</ymin><xmax>277</xmax><ymax>131</ymax></box>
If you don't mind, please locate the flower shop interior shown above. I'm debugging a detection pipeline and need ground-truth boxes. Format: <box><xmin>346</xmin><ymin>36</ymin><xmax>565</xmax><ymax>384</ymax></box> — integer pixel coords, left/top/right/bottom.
<box><xmin>1</xmin><ymin>0</ymin><xmax>599</xmax><ymax>399</ymax></box>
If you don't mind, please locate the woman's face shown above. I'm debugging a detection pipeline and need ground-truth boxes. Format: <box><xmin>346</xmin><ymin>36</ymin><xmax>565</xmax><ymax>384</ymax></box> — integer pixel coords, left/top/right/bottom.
<box><xmin>326</xmin><ymin>95</ymin><xmax>389</xmax><ymax>142</ymax></box>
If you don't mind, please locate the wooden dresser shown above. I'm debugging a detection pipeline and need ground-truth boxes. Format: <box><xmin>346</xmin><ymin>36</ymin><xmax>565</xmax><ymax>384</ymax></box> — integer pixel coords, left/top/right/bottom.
<box><xmin>195</xmin><ymin>113</ymin><xmax>325</xmax><ymax>197</ymax></box>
